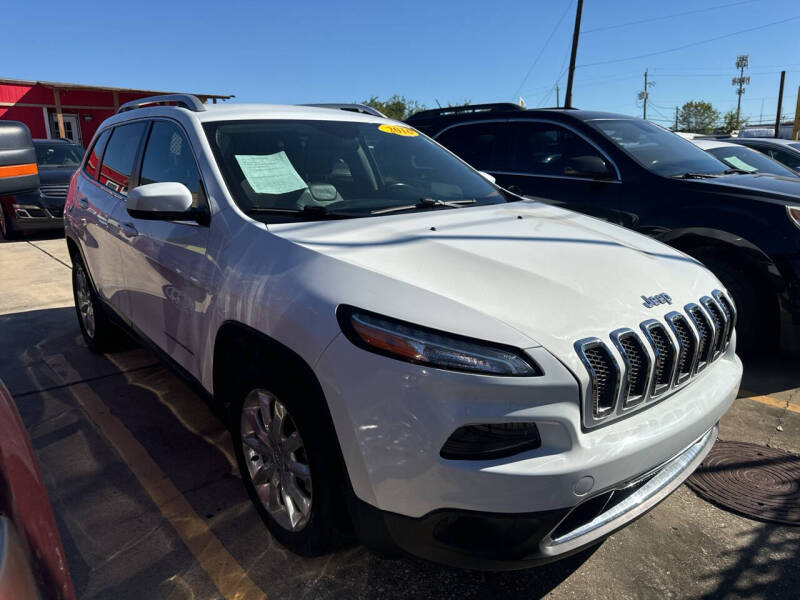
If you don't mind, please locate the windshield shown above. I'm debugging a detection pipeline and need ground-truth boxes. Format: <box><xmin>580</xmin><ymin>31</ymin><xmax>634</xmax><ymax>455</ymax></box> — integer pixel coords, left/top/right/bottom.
<box><xmin>34</xmin><ymin>142</ymin><xmax>84</xmax><ymax>169</ymax></box>
<box><xmin>588</xmin><ymin>119</ymin><xmax>728</xmax><ymax>177</ymax></box>
<box><xmin>204</xmin><ymin>119</ymin><xmax>508</xmax><ymax>220</ymax></box>
<box><xmin>706</xmin><ymin>146</ymin><xmax>797</xmax><ymax>177</ymax></box>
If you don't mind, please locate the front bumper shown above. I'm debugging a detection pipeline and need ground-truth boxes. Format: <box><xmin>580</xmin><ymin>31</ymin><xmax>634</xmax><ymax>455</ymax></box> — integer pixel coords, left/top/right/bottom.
<box><xmin>350</xmin><ymin>425</ymin><xmax>717</xmax><ymax>570</ymax></box>
<box><xmin>1</xmin><ymin>193</ymin><xmax>65</xmax><ymax>233</ymax></box>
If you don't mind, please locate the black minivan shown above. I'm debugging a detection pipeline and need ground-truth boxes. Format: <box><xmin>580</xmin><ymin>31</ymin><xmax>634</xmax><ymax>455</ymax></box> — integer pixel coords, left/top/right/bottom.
<box><xmin>407</xmin><ymin>104</ymin><xmax>800</xmax><ymax>354</ymax></box>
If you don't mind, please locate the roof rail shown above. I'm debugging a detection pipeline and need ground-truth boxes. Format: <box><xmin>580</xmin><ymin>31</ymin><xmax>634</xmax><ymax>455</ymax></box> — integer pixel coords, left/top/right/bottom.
<box><xmin>302</xmin><ymin>103</ymin><xmax>387</xmax><ymax>118</ymax></box>
<box><xmin>117</xmin><ymin>94</ymin><xmax>207</xmax><ymax>114</ymax></box>
<box><xmin>406</xmin><ymin>103</ymin><xmax>525</xmax><ymax>122</ymax></box>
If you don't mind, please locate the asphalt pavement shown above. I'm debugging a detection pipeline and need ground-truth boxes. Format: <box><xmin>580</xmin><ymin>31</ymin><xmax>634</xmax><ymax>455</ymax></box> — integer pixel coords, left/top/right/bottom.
<box><xmin>1</xmin><ymin>232</ymin><xmax>798</xmax><ymax>600</ymax></box>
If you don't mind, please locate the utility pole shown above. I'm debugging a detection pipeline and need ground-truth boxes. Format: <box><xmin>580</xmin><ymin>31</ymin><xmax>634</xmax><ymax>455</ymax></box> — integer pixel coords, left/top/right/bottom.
<box><xmin>775</xmin><ymin>70</ymin><xmax>786</xmax><ymax>138</ymax></box>
<box><xmin>638</xmin><ymin>69</ymin><xmax>655</xmax><ymax>120</ymax></box>
<box><xmin>564</xmin><ymin>0</ymin><xmax>583</xmax><ymax>109</ymax></box>
<box><xmin>674</xmin><ymin>106</ymin><xmax>679</xmax><ymax>131</ymax></box>
<box><xmin>732</xmin><ymin>54</ymin><xmax>750</xmax><ymax>126</ymax></box>
<box><xmin>556</xmin><ymin>84</ymin><xmax>560</xmax><ymax>107</ymax></box>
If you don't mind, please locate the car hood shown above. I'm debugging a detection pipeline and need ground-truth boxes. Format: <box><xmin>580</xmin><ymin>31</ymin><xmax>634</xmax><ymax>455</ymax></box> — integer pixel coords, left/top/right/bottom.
<box><xmin>37</xmin><ymin>167</ymin><xmax>78</xmax><ymax>185</ymax></box>
<box><xmin>692</xmin><ymin>172</ymin><xmax>800</xmax><ymax>201</ymax></box>
<box><xmin>268</xmin><ymin>201</ymin><xmax>723</xmax><ymax>368</ymax></box>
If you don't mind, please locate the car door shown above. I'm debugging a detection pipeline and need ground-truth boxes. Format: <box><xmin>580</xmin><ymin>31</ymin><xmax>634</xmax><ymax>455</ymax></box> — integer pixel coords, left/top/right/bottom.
<box><xmin>497</xmin><ymin>121</ymin><xmax>632</xmax><ymax>225</ymax></box>
<box><xmin>117</xmin><ymin>119</ymin><xmax>213</xmax><ymax>376</ymax></box>
<box><xmin>433</xmin><ymin>120</ymin><xmax>513</xmax><ymax>180</ymax></box>
<box><xmin>73</xmin><ymin>123</ymin><xmax>146</xmax><ymax>315</ymax></box>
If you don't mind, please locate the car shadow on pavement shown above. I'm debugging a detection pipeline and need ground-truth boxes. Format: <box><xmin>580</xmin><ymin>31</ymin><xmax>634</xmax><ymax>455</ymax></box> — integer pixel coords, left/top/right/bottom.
<box><xmin>1</xmin><ymin>306</ymin><xmax>596</xmax><ymax>598</ymax></box>
<box><xmin>740</xmin><ymin>353</ymin><xmax>800</xmax><ymax>397</ymax></box>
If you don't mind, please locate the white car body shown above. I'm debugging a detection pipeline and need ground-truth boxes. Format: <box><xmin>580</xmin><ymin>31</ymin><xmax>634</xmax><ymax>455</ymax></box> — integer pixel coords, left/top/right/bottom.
<box><xmin>64</xmin><ymin>99</ymin><xmax>742</xmax><ymax>569</ymax></box>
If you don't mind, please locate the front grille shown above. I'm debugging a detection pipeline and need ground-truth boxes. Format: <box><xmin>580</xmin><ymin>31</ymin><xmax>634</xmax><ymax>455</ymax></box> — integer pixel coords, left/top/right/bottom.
<box><xmin>687</xmin><ymin>304</ymin><xmax>713</xmax><ymax>369</ymax></box>
<box><xmin>642</xmin><ymin>322</ymin><xmax>676</xmax><ymax>396</ymax></box>
<box><xmin>39</xmin><ymin>184</ymin><xmax>69</xmax><ymax>198</ymax></box>
<box><xmin>702</xmin><ymin>297</ymin><xmax>727</xmax><ymax>358</ymax></box>
<box><xmin>576</xmin><ymin>290</ymin><xmax>734</xmax><ymax>429</ymax></box>
<box><xmin>667</xmin><ymin>313</ymin><xmax>696</xmax><ymax>384</ymax></box>
<box><xmin>713</xmin><ymin>290</ymin><xmax>737</xmax><ymax>346</ymax></box>
<box><xmin>613</xmin><ymin>330</ymin><xmax>649</xmax><ymax>407</ymax></box>
<box><xmin>576</xmin><ymin>340</ymin><xmax>619</xmax><ymax>418</ymax></box>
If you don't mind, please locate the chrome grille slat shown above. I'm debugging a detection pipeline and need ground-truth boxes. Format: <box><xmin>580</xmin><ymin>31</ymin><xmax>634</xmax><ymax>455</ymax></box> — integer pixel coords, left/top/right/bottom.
<box><xmin>611</xmin><ymin>329</ymin><xmax>651</xmax><ymax>408</ymax></box>
<box><xmin>39</xmin><ymin>184</ymin><xmax>69</xmax><ymax>198</ymax></box>
<box><xmin>575</xmin><ymin>338</ymin><xmax>620</xmax><ymax>419</ymax></box>
<box><xmin>577</xmin><ymin>291</ymin><xmax>735</xmax><ymax>429</ymax></box>
<box><xmin>640</xmin><ymin>320</ymin><xmax>677</xmax><ymax>397</ymax></box>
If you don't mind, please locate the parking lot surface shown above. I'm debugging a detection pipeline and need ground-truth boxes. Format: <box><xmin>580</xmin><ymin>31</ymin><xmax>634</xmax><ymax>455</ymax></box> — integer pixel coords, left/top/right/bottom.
<box><xmin>1</xmin><ymin>233</ymin><xmax>799</xmax><ymax>600</ymax></box>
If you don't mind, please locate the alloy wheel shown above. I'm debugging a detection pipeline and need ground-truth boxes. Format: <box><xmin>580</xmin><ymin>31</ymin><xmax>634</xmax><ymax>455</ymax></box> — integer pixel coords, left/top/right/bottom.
<box><xmin>240</xmin><ymin>389</ymin><xmax>313</xmax><ymax>531</ymax></box>
<box><xmin>75</xmin><ymin>265</ymin><xmax>95</xmax><ymax>339</ymax></box>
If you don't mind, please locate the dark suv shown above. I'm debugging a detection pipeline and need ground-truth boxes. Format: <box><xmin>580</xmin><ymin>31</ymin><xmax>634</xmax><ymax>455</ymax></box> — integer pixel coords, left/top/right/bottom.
<box><xmin>407</xmin><ymin>104</ymin><xmax>800</xmax><ymax>353</ymax></box>
<box><xmin>0</xmin><ymin>138</ymin><xmax>83</xmax><ymax>238</ymax></box>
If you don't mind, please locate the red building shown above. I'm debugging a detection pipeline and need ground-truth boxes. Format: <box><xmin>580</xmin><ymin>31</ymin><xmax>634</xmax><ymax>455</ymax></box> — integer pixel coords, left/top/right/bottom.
<box><xmin>0</xmin><ymin>78</ymin><xmax>232</xmax><ymax>146</ymax></box>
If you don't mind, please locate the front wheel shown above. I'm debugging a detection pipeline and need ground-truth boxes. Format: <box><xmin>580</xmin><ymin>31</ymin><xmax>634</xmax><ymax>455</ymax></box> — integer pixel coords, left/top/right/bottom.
<box><xmin>233</xmin><ymin>376</ymin><xmax>347</xmax><ymax>556</ymax></box>
<box><xmin>0</xmin><ymin>204</ymin><xmax>17</xmax><ymax>240</ymax></box>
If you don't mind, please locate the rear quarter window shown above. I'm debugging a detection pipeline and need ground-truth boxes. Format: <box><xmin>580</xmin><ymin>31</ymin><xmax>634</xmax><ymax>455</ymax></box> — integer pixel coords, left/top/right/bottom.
<box><xmin>84</xmin><ymin>129</ymin><xmax>111</xmax><ymax>180</ymax></box>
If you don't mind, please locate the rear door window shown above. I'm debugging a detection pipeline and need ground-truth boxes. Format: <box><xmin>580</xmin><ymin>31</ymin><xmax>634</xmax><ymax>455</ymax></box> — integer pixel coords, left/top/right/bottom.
<box><xmin>84</xmin><ymin>129</ymin><xmax>111</xmax><ymax>180</ymax></box>
<box><xmin>98</xmin><ymin>122</ymin><xmax>147</xmax><ymax>195</ymax></box>
<box><xmin>435</xmin><ymin>123</ymin><xmax>512</xmax><ymax>172</ymax></box>
<box><xmin>139</xmin><ymin>121</ymin><xmax>204</xmax><ymax>207</ymax></box>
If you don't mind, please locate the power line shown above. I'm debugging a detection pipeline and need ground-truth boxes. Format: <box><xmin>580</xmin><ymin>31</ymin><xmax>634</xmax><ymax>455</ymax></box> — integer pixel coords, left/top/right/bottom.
<box><xmin>512</xmin><ymin>0</ymin><xmax>574</xmax><ymax>100</ymax></box>
<box><xmin>581</xmin><ymin>0</ymin><xmax>757</xmax><ymax>34</ymax></box>
<box><xmin>578</xmin><ymin>15</ymin><xmax>800</xmax><ymax>68</ymax></box>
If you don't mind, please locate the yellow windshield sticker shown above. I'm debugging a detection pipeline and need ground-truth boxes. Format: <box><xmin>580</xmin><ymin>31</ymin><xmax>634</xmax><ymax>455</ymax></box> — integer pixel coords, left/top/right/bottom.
<box><xmin>378</xmin><ymin>124</ymin><xmax>419</xmax><ymax>137</ymax></box>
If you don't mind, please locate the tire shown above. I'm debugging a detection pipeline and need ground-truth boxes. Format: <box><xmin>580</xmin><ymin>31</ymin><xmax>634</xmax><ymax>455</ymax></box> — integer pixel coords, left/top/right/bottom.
<box><xmin>0</xmin><ymin>204</ymin><xmax>18</xmax><ymax>240</ymax></box>
<box><xmin>694</xmin><ymin>251</ymin><xmax>777</xmax><ymax>356</ymax></box>
<box><xmin>71</xmin><ymin>256</ymin><xmax>122</xmax><ymax>353</ymax></box>
<box><xmin>232</xmin><ymin>366</ymin><xmax>348</xmax><ymax>556</ymax></box>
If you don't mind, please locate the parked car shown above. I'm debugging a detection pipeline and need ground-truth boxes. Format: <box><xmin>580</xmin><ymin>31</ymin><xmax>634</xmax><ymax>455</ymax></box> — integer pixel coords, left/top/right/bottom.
<box><xmin>33</xmin><ymin>95</ymin><xmax>742</xmax><ymax>571</ymax></box>
<box><xmin>0</xmin><ymin>377</ymin><xmax>75</xmax><ymax>599</ymax></box>
<box><xmin>728</xmin><ymin>137</ymin><xmax>800</xmax><ymax>173</ymax></box>
<box><xmin>690</xmin><ymin>138</ymin><xmax>799</xmax><ymax>177</ymax></box>
<box><xmin>0</xmin><ymin>138</ymin><xmax>82</xmax><ymax>239</ymax></box>
<box><xmin>407</xmin><ymin>104</ymin><xmax>800</xmax><ymax>353</ymax></box>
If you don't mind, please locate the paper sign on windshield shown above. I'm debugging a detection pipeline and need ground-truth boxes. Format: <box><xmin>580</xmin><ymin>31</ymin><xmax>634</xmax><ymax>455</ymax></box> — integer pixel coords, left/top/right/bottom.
<box><xmin>235</xmin><ymin>152</ymin><xmax>308</xmax><ymax>195</ymax></box>
<box><xmin>723</xmin><ymin>155</ymin><xmax>757</xmax><ymax>173</ymax></box>
<box><xmin>378</xmin><ymin>124</ymin><xmax>419</xmax><ymax>137</ymax></box>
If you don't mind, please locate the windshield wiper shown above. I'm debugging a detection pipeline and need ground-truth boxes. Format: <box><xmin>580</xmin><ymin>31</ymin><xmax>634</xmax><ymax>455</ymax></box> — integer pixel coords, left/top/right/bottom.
<box><xmin>370</xmin><ymin>197</ymin><xmax>477</xmax><ymax>215</ymax></box>
<box><xmin>723</xmin><ymin>168</ymin><xmax>750</xmax><ymax>175</ymax></box>
<box><xmin>673</xmin><ymin>172</ymin><xmax>724</xmax><ymax>179</ymax></box>
<box><xmin>244</xmin><ymin>205</ymin><xmax>354</xmax><ymax>220</ymax></box>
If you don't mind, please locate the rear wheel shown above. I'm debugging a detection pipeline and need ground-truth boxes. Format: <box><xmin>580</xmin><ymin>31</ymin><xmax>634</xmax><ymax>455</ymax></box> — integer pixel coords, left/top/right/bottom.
<box><xmin>71</xmin><ymin>256</ymin><xmax>121</xmax><ymax>353</ymax></box>
<box><xmin>232</xmin><ymin>369</ymin><xmax>348</xmax><ymax>556</ymax></box>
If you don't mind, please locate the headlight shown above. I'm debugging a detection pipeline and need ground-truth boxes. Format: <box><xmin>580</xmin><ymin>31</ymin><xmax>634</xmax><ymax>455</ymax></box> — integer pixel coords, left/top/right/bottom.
<box><xmin>337</xmin><ymin>306</ymin><xmax>540</xmax><ymax>376</ymax></box>
<box><xmin>788</xmin><ymin>205</ymin><xmax>800</xmax><ymax>230</ymax></box>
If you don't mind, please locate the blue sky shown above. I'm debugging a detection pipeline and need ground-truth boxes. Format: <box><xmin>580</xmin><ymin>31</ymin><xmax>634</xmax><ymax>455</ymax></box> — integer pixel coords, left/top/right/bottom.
<box><xmin>5</xmin><ymin>0</ymin><xmax>799</xmax><ymax>125</ymax></box>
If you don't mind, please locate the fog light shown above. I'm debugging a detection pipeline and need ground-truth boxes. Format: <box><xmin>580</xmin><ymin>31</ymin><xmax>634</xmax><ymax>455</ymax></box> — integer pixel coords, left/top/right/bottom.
<box><xmin>440</xmin><ymin>423</ymin><xmax>541</xmax><ymax>460</ymax></box>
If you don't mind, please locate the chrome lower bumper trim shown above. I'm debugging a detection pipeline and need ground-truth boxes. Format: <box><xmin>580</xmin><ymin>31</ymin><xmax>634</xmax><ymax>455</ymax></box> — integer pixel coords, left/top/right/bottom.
<box><xmin>540</xmin><ymin>425</ymin><xmax>717</xmax><ymax>556</ymax></box>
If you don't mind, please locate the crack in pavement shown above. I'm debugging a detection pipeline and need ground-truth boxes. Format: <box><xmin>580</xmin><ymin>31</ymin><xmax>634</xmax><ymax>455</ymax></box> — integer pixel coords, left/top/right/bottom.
<box><xmin>26</xmin><ymin>239</ymin><xmax>73</xmax><ymax>269</ymax></box>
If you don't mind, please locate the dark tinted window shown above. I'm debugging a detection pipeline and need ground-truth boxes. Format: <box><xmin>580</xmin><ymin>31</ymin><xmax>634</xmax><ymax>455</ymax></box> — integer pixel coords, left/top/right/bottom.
<box><xmin>84</xmin><ymin>129</ymin><xmax>111</xmax><ymax>180</ymax></box>
<box><xmin>99</xmin><ymin>122</ymin><xmax>146</xmax><ymax>195</ymax></box>
<box><xmin>34</xmin><ymin>142</ymin><xmax>83</xmax><ymax>168</ymax></box>
<box><xmin>768</xmin><ymin>148</ymin><xmax>800</xmax><ymax>170</ymax></box>
<box><xmin>435</xmin><ymin>123</ymin><xmax>511</xmax><ymax>171</ymax></box>
<box><xmin>512</xmin><ymin>122</ymin><xmax>615</xmax><ymax>179</ymax></box>
<box><xmin>589</xmin><ymin>119</ymin><xmax>726</xmax><ymax>177</ymax></box>
<box><xmin>140</xmin><ymin>121</ymin><xmax>203</xmax><ymax>207</ymax></box>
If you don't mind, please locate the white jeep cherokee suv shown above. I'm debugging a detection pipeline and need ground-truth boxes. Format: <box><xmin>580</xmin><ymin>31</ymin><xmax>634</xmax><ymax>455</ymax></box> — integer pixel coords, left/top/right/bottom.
<box><xmin>64</xmin><ymin>95</ymin><xmax>742</xmax><ymax>570</ymax></box>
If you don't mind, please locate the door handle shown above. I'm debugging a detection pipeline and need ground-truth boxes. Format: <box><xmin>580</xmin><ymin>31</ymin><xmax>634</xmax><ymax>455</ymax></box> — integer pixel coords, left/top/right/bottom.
<box><xmin>77</xmin><ymin>197</ymin><xmax>89</xmax><ymax>209</ymax></box>
<box><xmin>121</xmin><ymin>222</ymin><xmax>138</xmax><ymax>238</ymax></box>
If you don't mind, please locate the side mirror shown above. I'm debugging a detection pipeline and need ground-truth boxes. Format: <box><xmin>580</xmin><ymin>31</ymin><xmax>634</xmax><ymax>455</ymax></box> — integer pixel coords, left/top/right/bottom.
<box><xmin>127</xmin><ymin>182</ymin><xmax>199</xmax><ymax>222</ymax></box>
<box><xmin>478</xmin><ymin>171</ymin><xmax>496</xmax><ymax>184</ymax></box>
<box><xmin>564</xmin><ymin>155</ymin><xmax>614</xmax><ymax>180</ymax></box>
<box><xmin>0</xmin><ymin>121</ymin><xmax>39</xmax><ymax>195</ymax></box>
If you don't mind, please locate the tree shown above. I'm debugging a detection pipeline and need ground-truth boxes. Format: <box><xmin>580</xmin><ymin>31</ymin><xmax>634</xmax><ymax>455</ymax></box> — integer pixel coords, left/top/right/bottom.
<box><xmin>362</xmin><ymin>95</ymin><xmax>427</xmax><ymax>120</ymax></box>
<box><xmin>721</xmin><ymin>109</ymin><xmax>748</xmax><ymax>134</ymax></box>
<box><xmin>677</xmin><ymin>101</ymin><xmax>720</xmax><ymax>133</ymax></box>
